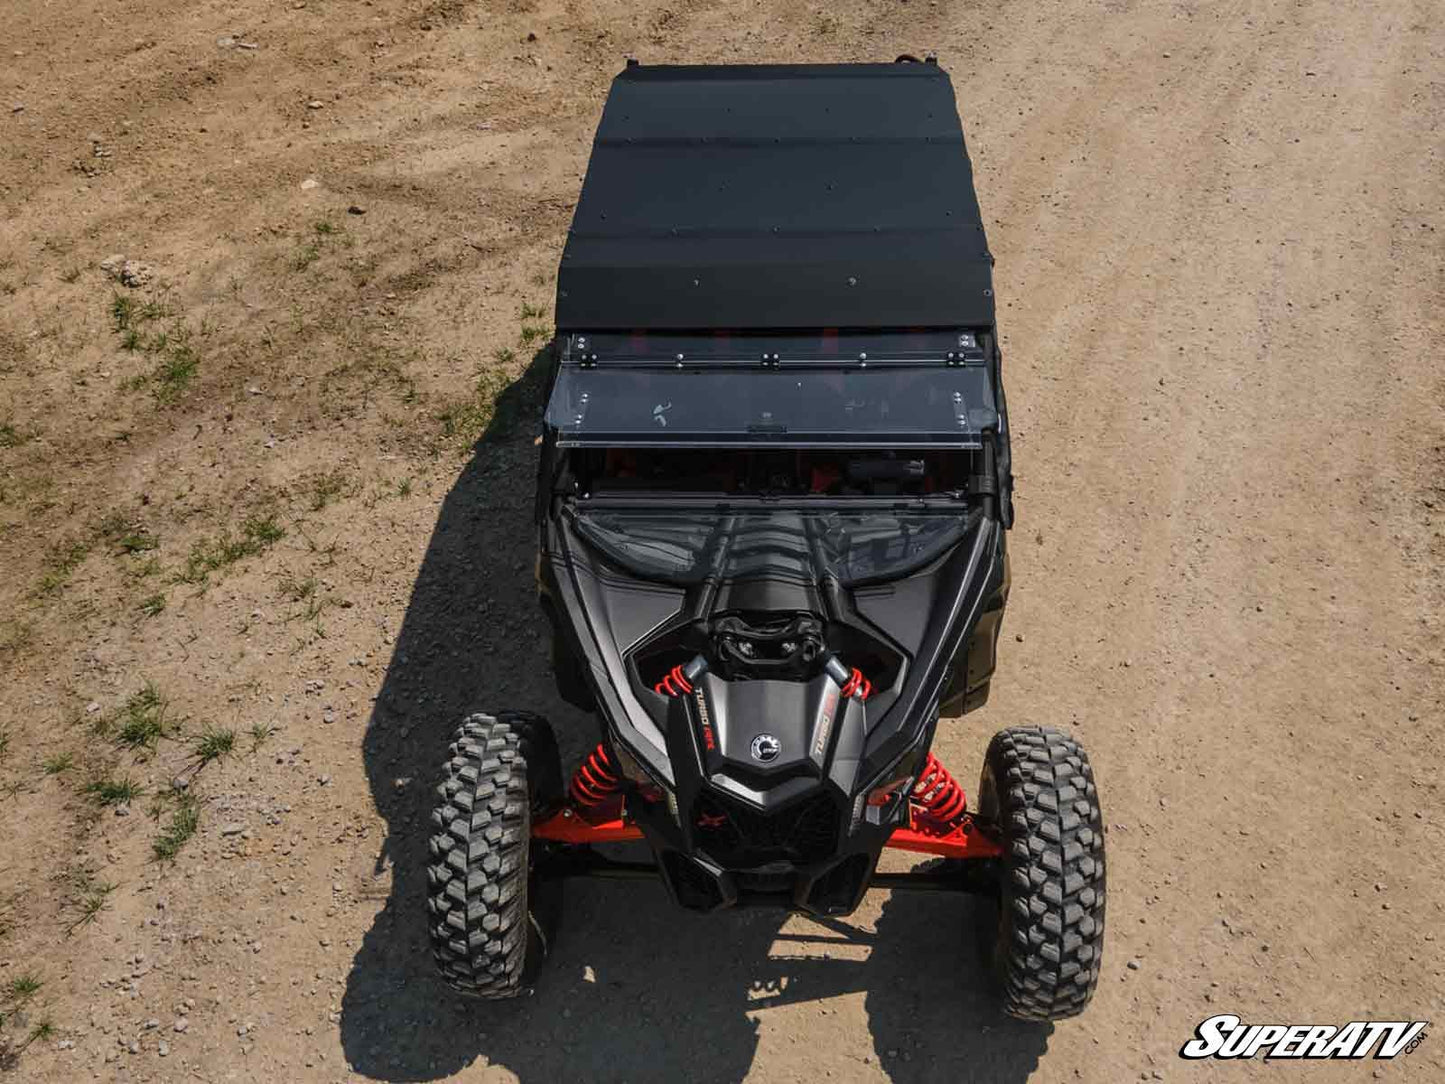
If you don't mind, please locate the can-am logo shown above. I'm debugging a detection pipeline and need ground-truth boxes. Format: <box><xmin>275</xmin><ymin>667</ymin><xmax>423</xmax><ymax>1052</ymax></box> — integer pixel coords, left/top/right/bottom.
<box><xmin>1180</xmin><ymin>1015</ymin><xmax>1429</xmax><ymax>1060</ymax></box>
<box><xmin>750</xmin><ymin>734</ymin><xmax>781</xmax><ymax>763</ymax></box>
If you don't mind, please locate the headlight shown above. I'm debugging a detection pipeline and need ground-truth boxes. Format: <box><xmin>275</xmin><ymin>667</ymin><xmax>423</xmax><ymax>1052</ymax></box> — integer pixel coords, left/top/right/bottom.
<box><xmin>851</xmin><ymin>746</ymin><xmax>923</xmax><ymax>832</ymax></box>
<box><xmin>611</xmin><ymin>743</ymin><xmax>678</xmax><ymax>824</ymax></box>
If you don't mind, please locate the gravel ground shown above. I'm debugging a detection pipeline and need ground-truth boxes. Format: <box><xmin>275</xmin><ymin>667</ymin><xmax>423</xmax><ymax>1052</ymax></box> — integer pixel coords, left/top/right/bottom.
<box><xmin>0</xmin><ymin>1</ymin><xmax>1441</xmax><ymax>1081</ymax></box>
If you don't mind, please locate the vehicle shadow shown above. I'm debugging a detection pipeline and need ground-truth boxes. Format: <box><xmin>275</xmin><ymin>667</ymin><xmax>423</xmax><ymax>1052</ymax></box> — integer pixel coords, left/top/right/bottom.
<box><xmin>864</xmin><ymin>891</ymin><xmax>1052</xmax><ymax>1082</ymax></box>
<box><xmin>338</xmin><ymin>349</ymin><xmax>1050</xmax><ymax>1083</ymax></box>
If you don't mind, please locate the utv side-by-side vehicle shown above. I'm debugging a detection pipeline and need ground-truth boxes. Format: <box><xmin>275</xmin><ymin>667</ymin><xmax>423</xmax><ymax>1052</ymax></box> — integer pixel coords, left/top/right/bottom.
<box><xmin>427</xmin><ymin>57</ymin><xmax>1106</xmax><ymax>1021</ymax></box>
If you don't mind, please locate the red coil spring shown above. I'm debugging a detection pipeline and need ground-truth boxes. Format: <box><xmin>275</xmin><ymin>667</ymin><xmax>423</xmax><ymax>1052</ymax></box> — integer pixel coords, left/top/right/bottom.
<box><xmin>654</xmin><ymin>664</ymin><xmax>694</xmax><ymax>697</ymax></box>
<box><xmin>569</xmin><ymin>743</ymin><xmax>623</xmax><ymax>809</ymax></box>
<box><xmin>910</xmin><ymin>752</ymin><xmax>968</xmax><ymax>825</ymax></box>
<box><xmin>839</xmin><ymin>667</ymin><xmax>872</xmax><ymax>701</ymax></box>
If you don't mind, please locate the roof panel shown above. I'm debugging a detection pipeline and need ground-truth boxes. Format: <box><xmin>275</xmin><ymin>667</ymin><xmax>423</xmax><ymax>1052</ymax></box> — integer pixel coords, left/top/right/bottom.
<box><xmin>556</xmin><ymin>62</ymin><xmax>995</xmax><ymax>331</ymax></box>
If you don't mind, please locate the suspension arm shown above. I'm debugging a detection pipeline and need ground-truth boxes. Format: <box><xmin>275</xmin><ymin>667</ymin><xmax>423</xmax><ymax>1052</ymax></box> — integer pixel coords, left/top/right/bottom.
<box><xmin>532</xmin><ymin>808</ymin><xmax>643</xmax><ymax>844</ymax></box>
<box><xmin>540</xmin><ymin>741</ymin><xmax>1001</xmax><ymax>859</ymax></box>
<box><xmin>885</xmin><ymin>812</ymin><xmax>1003</xmax><ymax>859</ymax></box>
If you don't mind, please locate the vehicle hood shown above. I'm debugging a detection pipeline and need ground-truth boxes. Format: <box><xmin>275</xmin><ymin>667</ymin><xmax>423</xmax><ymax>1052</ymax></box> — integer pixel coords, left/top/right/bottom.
<box><xmin>544</xmin><ymin>503</ymin><xmax>1003</xmax><ymax>789</ymax></box>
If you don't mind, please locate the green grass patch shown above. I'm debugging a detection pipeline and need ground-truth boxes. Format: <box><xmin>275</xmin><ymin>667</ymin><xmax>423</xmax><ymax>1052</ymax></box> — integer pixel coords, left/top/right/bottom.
<box><xmin>110</xmin><ymin>293</ymin><xmax>168</xmax><ymax>333</ymax></box>
<box><xmin>138</xmin><ymin>592</ymin><xmax>166</xmax><ymax>617</ymax></box>
<box><xmin>109</xmin><ymin>296</ymin><xmax>201</xmax><ymax>403</ymax></box>
<box><xmin>41</xmin><ymin>752</ymin><xmax>74</xmax><ymax>775</ymax></box>
<box><xmin>245</xmin><ymin>514</ymin><xmax>285</xmax><ymax>545</ymax></box>
<box><xmin>318</xmin><ymin>339</ymin><xmax>419</xmax><ymax>410</ymax></box>
<box><xmin>36</xmin><ymin>539</ymin><xmax>91</xmax><ymax>595</ymax></box>
<box><xmin>177</xmin><ymin>514</ymin><xmax>285</xmax><ymax>585</ymax></box>
<box><xmin>118</xmin><ymin>531</ymin><xmax>158</xmax><ymax>553</ymax></box>
<box><xmin>114</xmin><ymin>682</ymin><xmax>171</xmax><ymax>749</ymax></box>
<box><xmin>153</xmin><ymin>336</ymin><xmax>200</xmax><ymax>402</ymax></box>
<box><xmin>5</xmin><ymin>974</ymin><xmax>41</xmax><ymax>1001</ymax></box>
<box><xmin>64</xmin><ymin>870</ymin><xmax>117</xmax><ymax>932</ymax></box>
<box><xmin>0</xmin><ymin>422</ymin><xmax>23</xmax><ymax>448</ymax></box>
<box><xmin>278</xmin><ymin>571</ymin><xmax>318</xmax><ymax>603</ymax></box>
<box><xmin>436</xmin><ymin>367</ymin><xmax>514</xmax><ymax>445</ymax></box>
<box><xmin>519</xmin><ymin>302</ymin><xmax>545</xmax><ymax>320</ymax></box>
<box><xmin>152</xmin><ymin>793</ymin><xmax>200</xmax><ymax>861</ymax></box>
<box><xmin>99</xmin><ymin>512</ymin><xmax>159</xmax><ymax>555</ymax></box>
<box><xmin>110</xmin><ymin>293</ymin><xmax>137</xmax><ymax>331</ymax></box>
<box><xmin>309</xmin><ymin>469</ymin><xmax>348</xmax><ymax>511</ymax></box>
<box><xmin>36</xmin><ymin>514</ymin><xmax>160</xmax><ymax>598</ymax></box>
<box><xmin>192</xmin><ymin>726</ymin><xmax>234</xmax><ymax>765</ymax></box>
<box><xmin>83</xmin><ymin>776</ymin><xmax>142</xmax><ymax>806</ymax></box>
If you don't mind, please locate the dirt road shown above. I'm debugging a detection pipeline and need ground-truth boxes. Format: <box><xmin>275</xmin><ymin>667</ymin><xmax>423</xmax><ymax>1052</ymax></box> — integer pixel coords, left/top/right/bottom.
<box><xmin>1</xmin><ymin>0</ymin><xmax>1441</xmax><ymax>1081</ymax></box>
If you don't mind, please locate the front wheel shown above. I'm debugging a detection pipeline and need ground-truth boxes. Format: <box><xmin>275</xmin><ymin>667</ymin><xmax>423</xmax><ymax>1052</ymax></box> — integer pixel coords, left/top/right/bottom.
<box><xmin>426</xmin><ymin>711</ymin><xmax>562</xmax><ymax>998</ymax></box>
<box><xmin>976</xmin><ymin>725</ymin><xmax>1106</xmax><ymax>1020</ymax></box>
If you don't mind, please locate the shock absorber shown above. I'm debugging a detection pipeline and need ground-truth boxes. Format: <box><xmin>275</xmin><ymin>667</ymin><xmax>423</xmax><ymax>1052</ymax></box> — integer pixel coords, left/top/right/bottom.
<box><xmin>569</xmin><ymin>743</ymin><xmax>624</xmax><ymax>815</ymax></box>
<box><xmin>653</xmin><ymin>654</ymin><xmax>708</xmax><ymax>697</ymax></box>
<box><xmin>839</xmin><ymin>667</ymin><xmax>872</xmax><ymax>700</ymax></box>
<box><xmin>910</xmin><ymin>752</ymin><xmax>968</xmax><ymax>825</ymax></box>
<box><xmin>823</xmin><ymin>655</ymin><xmax>871</xmax><ymax>700</ymax></box>
<box><xmin>654</xmin><ymin>665</ymin><xmax>693</xmax><ymax>697</ymax></box>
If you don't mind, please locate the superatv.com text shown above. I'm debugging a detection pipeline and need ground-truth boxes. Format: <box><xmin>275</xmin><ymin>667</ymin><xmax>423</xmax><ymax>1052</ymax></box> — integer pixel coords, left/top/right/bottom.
<box><xmin>1180</xmin><ymin>1015</ymin><xmax>1428</xmax><ymax>1060</ymax></box>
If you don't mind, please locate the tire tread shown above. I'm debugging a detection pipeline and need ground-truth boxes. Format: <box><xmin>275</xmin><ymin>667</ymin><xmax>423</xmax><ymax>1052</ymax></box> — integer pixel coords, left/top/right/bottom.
<box><xmin>426</xmin><ymin>710</ymin><xmax>557</xmax><ymax>998</ymax></box>
<box><xmin>984</xmin><ymin>725</ymin><xmax>1106</xmax><ymax>1021</ymax></box>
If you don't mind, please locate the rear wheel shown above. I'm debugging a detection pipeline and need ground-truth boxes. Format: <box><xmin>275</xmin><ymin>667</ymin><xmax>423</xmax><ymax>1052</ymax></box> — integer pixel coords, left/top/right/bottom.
<box><xmin>427</xmin><ymin>711</ymin><xmax>562</xmax><ymax>998</ymax></box>
<box><xmin>977</xmin><ymin>725</ymin><xmax>1106</xmax><ymax>1020</ymax></box>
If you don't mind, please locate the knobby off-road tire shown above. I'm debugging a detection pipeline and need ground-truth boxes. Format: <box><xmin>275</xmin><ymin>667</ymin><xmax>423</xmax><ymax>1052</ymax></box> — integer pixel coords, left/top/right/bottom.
<box><xmin>427</xmin><ymin>711</ymin><xmax>562</xmax><ymax>998</ymax></box>
<box><xmin>977</xmin><ymin>725</ymin><xmax>1106</xmax><ymax>1021</ymax></box>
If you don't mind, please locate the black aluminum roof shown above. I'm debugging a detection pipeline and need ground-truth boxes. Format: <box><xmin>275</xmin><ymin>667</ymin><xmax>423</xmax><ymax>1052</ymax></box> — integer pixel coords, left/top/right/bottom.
<box><xmin>555</xmin><ymin>62</ymin><xmax>995</xmax><ymax>332</ymax></box>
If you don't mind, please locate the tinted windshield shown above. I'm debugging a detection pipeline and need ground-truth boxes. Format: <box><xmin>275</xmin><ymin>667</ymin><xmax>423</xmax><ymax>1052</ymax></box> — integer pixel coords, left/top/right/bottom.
<box><xmin>569</xmin><ymin>507</ymin><xmax>972</xmax><ymax>586</ymax></box>
<box><xmin>546</xmin><ymin>365</ymin><xmax>997</xmax><ymax>449</ymax></box>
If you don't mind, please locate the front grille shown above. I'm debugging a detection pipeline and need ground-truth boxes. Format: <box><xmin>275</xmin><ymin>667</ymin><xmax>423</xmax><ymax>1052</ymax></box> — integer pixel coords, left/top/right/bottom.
<box><xmin>734</xmin><ymin>870</ymin><xmax>793</xmax><ymax>895</ymax></box>
<box><xmin>694</xmin><ymin>791</ymin><xmax>840</xmax><ymax>869</ymax></box>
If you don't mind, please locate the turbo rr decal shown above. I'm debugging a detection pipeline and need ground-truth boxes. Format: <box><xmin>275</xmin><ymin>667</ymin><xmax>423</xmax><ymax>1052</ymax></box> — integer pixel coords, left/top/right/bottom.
<box><xmin>813</xmin><ymin>684</ymin><xmax>839</xmax><ymax>759</ymax></box>
<box><xmin>693</xmin><ymin>687</ymin><xmax>716</xmax><ymax>752</ymax></box>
